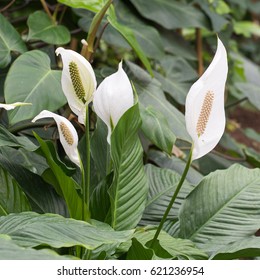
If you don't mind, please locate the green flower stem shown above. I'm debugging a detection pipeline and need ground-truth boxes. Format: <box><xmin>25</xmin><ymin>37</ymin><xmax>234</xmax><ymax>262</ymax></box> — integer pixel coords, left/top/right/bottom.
<box><xmin>150</xmin><ymin>146</ymin><xmax>193</xmax><ymax>248</ymax></box>
<box><xmin>85</xmin><ymin>106</ymin><xmax>91</xmax><ymax>219</ymax></box>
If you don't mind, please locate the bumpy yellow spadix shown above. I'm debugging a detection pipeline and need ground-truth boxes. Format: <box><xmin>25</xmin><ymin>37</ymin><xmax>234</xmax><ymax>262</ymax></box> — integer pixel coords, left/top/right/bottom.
<box><xmin>32</xmin><ymin>110</ymin><xmax>80</xmax><ymax>167</ymax></box>
<box><xmin>56</xmin><ymin>48</ymin><xmax>97</xmax><ymax>125</ymax></box>
<box><xmin>185</xmin><ymin>37</ymin><xmax>228</xmax><ymax>160</ymax></box>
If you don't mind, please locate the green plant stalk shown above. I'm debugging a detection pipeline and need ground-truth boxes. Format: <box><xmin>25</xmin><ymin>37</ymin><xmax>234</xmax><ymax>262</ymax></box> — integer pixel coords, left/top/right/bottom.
<box><xmin>85</xmin><ymin>0</ymin><xmax>113</xmax><ymax>60</ymax></box>
<box><xmin>84</xmin><ymin>105</ymin><xmax>91</xmax><ymax>219</ymax></box>
<box><xmin>150</xmin><ymin>146</ymin><xmax>193</xmax><ymax>248</ymax></box>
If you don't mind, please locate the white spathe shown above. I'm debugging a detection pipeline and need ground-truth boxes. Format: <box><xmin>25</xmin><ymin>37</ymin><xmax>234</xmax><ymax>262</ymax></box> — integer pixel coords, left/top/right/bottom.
<box><xmin>32</xmin><ymin>110</ymin><xmax>80</xmax><ymax>167</ymax></box>
<box><xmin>0</xmin><ymin>102</ymin><xmax>31</xmax><ymax>110</ymax></box>
<box><xmin>55</xmin><ymin>47</ymin><xmax>97</xmax><ymax>124</ymax></box>
<box><xmin>185</xmin><ymin>37</ymin><xmax>228</xmax><ymax>160</ymax></box>
<box><xmin>93</xmin><ymin>61</ymin><xmax>134</xmax><ymax>143</ymax></box>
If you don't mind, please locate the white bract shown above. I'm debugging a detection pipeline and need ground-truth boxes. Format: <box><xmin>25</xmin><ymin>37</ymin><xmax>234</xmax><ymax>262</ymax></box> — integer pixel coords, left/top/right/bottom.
<box><xmin>0</xmin><ymin>102</ymin><xmax>31</xmax><ymax>110</ymax></box>
<box><xmin>93</xmin><ymin>61</ymin><xmax>134</xmax><ymax>143</ymax></box>
<box><xmin>32</xmin><ymin>110</ymin><xmax>80</xmax><ymax>167</ymax></box>
<box><xmin>56</xmin><ymin>47</ymin><xmax>97</xmax><ymax>124</ymax></box>
<box><xmin>185</xmin><ymin>37</ymin><xmax>228</xmax><ymax>160</ymax></box>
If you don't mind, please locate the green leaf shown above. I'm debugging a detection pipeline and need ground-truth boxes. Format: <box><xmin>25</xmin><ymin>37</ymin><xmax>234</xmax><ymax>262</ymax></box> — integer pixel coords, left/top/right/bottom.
<box><xmin>126</xmin><ymin>238</ymin><xmax>154</xmax><ymax>260</ymax></box>
<box><xmin>233</xmin><ymin>21</ymin><xmax>260</xmax><ymax>37</ymax></box>
<box><xmin>0</xmin><ymin>212</ymin><xmax>133</xmax><ymax>250</ymax></box>
<box><xmin>0</xmin><ymin>165</ymin><xmax>31</xmax><ymax>216</ymax></box>
<box><xmin>0</xmin><ymin>14</ymin><xmax>27</xmax><ymax>68</ymax></box>
<box><xmin>0</xmin><ymin>154</ymin><xmax>69</xmax><ymax>216</ymax></box>
<box><xmin>179</xmin><ymin>164</ymin><xmax>260</xmax><ymax>253</ymax></box>
<box><xmin>34</xmin><ymin>133</ymin><xmax>84</xmax><ymax>220</ymax></box>
<box><xmin>0</xmin><ymin>125</ymin><xmax>37</xmax><ymax>150</ymax></box>
<box><xmin>58</xmin><ymin>0</ymin><xmax>106</xmax><ymax>12</ymax></box>
<box><xmin>91</xmin><ymin>117</ymin><xmax>108</xmax><ymax>179</ymax></box>
<box><xmin>129</xmin><ymin>0</ymin><xmax>209</xmax><ymax>30</ymax></box>
<box><xmin>148</xmin><ymin>150</ymin><xmax>203</xmax><ymax>185</ymax></box>
<box><xmin>126</xmin><ymin>61</ymin><xmax>190</xmax><ymax>141</ymax></box>
<box><xmin>4</xmin><ymin>50</ymin><xmax>67</xmax><ymax>125</ymax></box>
<box><xmin>140</xmin><ymin>106</ymin><xmax>176</xmax><ymax>155</ymax></box>
<box><xmin>109</xmin><ymin>103</ymin><xmax>148</xmax><ymax>230</ymax></box>
<box><xmin>108</xmin><ymin>8</ymin><xmax>153</xmax><ymax>76</ymax></box>
<box><xmin>27</xmin><ymin>11</ymin><xmax>70</xmax><ymax>45</ymax></box>
<box><xmin>121</xmin><ymin>228</ymin><xmax>207</xmax><ymax>260</ymax></box>
<box><xmin>0</xmin><ymin>235</ymin><xmax>76</xmax><ymax>260</ymax></box>
<box><xmin>141</xmin><ymin>164</ymin><xmax>193</xmax><ymax>225</ymax></box>
<box><xmin>212</xmin><ymin>237</ymin><xmax>260</xmax><ymax>260</ymax></box>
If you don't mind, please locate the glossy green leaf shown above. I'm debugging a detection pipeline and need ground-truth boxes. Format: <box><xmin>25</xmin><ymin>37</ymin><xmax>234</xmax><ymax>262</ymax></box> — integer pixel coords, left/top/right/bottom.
<box><xmin>34</xmin><ymin>133</ymin><xmax>84</xmax><ymax>220</ymax></box>
<box><xmin>58</xmin><ymin>0</ymin><xmax>106</xmax><ymax>12</ymax></box>
<box><xmin>109</xmin><ymin>103</ymin><xmax>148</xmax><ymax>230</ymax></box>
<box><xmin>0</xmin><ymin>166</ymin><xmax>31</xmax><ymax>216</ymax></box>
<box><xmin>108</xmin><ymin>9</ymin><xmax>153</xmax><ymax>76</ymax></box>
<box><xmin>212</xmin><ymin>237</ymin><xmax>260</xmax><ymax>260</ymax></box>
<box><xmin>0</xmin><ymin>125</ymin><xmax>36</xmax><ymax>151</ymax></box>
<box><xmin>0</xmin><ymin>212</ymin><xmax>133</xmax><ymax>250</ymax></box>
<box><xmin>0</xmin><ymin>235</ymin><xmax>76</xmax><ymax>260</ymax></box>
<box><xmin>141</xmin><ymin>164</ymin><xmax>193</xmax><ymax>225</ymax></box>
<box><xmin>27</xmin><ymin>11</ymin><xmax>70</xmax><ymax>45</ymax></box>
<box><xmin>0</xmin><ymin>154</ymin><xmax>69</xmax><ymax>216</ymax></box>
<box><xmin>126</xmin><ymin>238</ymin><xmax>154</xmax><ymax>260</ymax></box>
<box><xmin>0</xmin><ymin>14</ymin><xmax>27</xmax><ymax>68</ymax></box>
<box><xmin>126</xmin><ymin>61</ymin><xmax>190</xmax><ymax>141</ymax></box>
<box><xmin>4</xmin><ymin>50</ymin><xmax>66</xmax><ymax>125</ymax></box>
<box><xmin>140</xmin><ymin>105</ymin><xmax>176</xmax><ymax>155</ymax></box>
<box><xmin>148</xmin><ymin>150</ymin><xmax>203</xmax><ymax>185</ymax></box>
<box><xmin>179</xmin><ymin>164</ymin><xmax>260</xmax><ymax>253</ymax></box>
<box><xmin>130</xmin><ymin>0</ymin><xmax>209</xmax><ymax>30</ymax></box>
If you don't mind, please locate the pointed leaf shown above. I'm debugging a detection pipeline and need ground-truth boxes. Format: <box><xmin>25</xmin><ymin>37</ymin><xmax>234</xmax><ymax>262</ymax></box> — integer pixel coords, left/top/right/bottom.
<box><xmin>4</xmin><ymin>50</ymin><xmax>66</xmax><ymax>125</ymax></box>
<box><xmin>0</xmin><ymin>14</ymin><xmax>27</xmax><ymax>68</ymax></box>
<box><xmin>0</xmin><ymin>212</ymin><xmax>133</xmax><ymax>250</ymax></box>
<box><xmin>0</xmin><ymin>235</ymin><xmax>76</xmax><ymax>260</ymax></box>
<box><xmin>109</xmin><ymin>103</ymin><xmax>148</xmax><ymax>230</ymax></box>
<box><xmin>0</xmin><ymin>166</ymin><xmax>31</xmax><ymax>216</ymax></box>
<box><xmin>179</xmin><ymin>164</ymin><xmax>260</xmax><ymax>252</ymax></box>
<box><xmin>27</xmin><ymin>11</ymin><xmax>70</xmax><ymax>45</ymax></box>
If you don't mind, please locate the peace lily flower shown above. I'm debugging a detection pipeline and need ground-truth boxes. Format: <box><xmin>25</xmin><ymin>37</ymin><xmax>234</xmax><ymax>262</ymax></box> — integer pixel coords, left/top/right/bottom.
<box><xmin>55</xmin><ymin>47</ymin><xmax>97</xmax><ymax>124</ymax></box>
<box><xmin>32</xmin><ymin>110</ymin><xmax>80</xmax><ymax>167</ymax></box>
<box><xmin>185</xmin><ymin>37</ymin><xmax>228</xmax><ymax>160</ymax></box>
<box><xmin>0</xmin><ymin>102</ymin><xmax>31</xmax><ymax>110</ymax></box>
<box><xmin>93</xmin><ymin>61</ymin><xmax>134</xmax><ymax>143</ymax></box>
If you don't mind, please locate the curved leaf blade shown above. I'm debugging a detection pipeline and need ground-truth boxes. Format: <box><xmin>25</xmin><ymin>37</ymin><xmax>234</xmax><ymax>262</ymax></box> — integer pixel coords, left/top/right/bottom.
<box><xmin>4</xmin><ymin>50</ymin><xmax>66</xmax><ymax>125</ymax></box>
<box><xmin>109</xmin><ymin>103</ymin><xmax>148</xmax><ymax>230</ymax></box>
<box><xmin>0</xmin><ymin>212</ymin><xmax>133</xmax><ymax>250</ymax></box>
<box><xmin>27</xmin><ymin>11</ymin><xmax>71</xmax><ymax>45</ymax></box>
<box><xmin>0</xmin><ymin>14</ymin><xmax>27</xmax><ymax>68</ymax></box>
<box><xmin>179</xmin><ymin>164</ymin><xmax>260</xmax><ymax>252</ymax></box>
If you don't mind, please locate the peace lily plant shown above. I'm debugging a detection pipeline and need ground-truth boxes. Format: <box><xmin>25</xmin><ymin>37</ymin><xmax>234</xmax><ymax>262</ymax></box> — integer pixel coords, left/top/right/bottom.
<box><xmin>150</xmin><ymin>36</ymin><xmax>228</xmax><ymax>246</ymax></box>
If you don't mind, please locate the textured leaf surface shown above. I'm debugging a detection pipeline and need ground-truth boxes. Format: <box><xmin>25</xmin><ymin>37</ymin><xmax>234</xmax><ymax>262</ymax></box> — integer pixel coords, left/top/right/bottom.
<box><xmin>140</xmin><ymin>106</ymin><xmax>176</xmax><ymax>155</ymax></box>
<box><xmin>0</xmin><ymin>212</ymin><xmax>133</xmax><ymax>249</ymax></box>
<box><xmin>0</xmin><ymin>235</ymin><xmax>75</xmax><ymax>260</ymax></box>
<box><xmin>0</xmin><ymin>14</ymin><xmax>27</xmax><ymax>68</ymax></box>
<box><xmin>4</xmin><ymin>50</ymin><xmax>66</xmax><ymax>124</ymax></box>
<box><xmin>27</xmin><ymin>11</ymin><xmax>70</xmax><ymax>45</ymax></box>
<box><xmin>109</xmin><ymin>103</ymin><xmax>148</xmax><ymax>230</ymax></box>
<box><xmin>179</xmin><ymin>164</ymin><xmax>260</xmax><ymax>252</ymax></box>
<box><xmin>0</xmin><ymin>166</ymin><xmax>31</xmax><ymax>216</ymax></box>
<box><xmin>130</xmin><ymin>0</ymin><xmax>209</xmax><ymax>29</ymax></box>
<box><xmin>141</xmin><ymin>164</ymin><xmax>193</xmax><ymax>225</ymax></box>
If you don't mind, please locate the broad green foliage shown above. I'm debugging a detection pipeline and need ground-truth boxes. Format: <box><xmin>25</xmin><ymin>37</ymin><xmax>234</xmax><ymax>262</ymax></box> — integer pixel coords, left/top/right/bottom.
<box><xmin>27</xmin><ymin>11</ymin><xmax>71</xmax><ymax>45</ymax></box>
<box><xmin>179</xmin><ymin>165</ymin><xmax>260</xmax><ymax>253</ymax></box>
<box><xmin>109</xmin><ymin>103</ymin><xmax>148</xmax><ymax>230</ymax></box>
<box><xmin>0</xmin><ymin>14</ymin><xmax>27</xmax><ymax>68</ymax></box>
<box><xmin>4</xmin><ymin>51</ymin><xmax>66</xmax><ymax>125</ymax></box>
<box><xmin>0</xmin><ymin>0</ymin><xmax>259</xmax><ymax>261</ymax></box>
<box><xmin>0</xmin><ymin>212</ymin><xmax>133</xmax><ymax>249</ymax></box>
